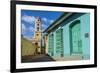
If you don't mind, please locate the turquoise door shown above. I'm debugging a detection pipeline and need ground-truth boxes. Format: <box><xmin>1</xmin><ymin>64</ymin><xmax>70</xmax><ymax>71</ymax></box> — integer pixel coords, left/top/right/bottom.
<box><xmin>71</xmin><ymin>21</ymin><xmax>82</xmax><ymax>54</ymax></box>
<box><xmin>48</xmin><ymin>34</ymin><xmax>54</xmax><ymax>56</ymax></box>
<box><xmin>56</xmin><ymin>29</ymin><xmax>63</xmax><ymax>57</ymax></box>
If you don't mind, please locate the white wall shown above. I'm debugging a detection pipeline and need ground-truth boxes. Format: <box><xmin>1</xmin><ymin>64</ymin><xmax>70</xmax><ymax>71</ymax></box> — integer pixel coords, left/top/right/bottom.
<box><xmin>0</xmin><ymin>0</ymin><xmax>99</xmax><ymax>73</ymax></box>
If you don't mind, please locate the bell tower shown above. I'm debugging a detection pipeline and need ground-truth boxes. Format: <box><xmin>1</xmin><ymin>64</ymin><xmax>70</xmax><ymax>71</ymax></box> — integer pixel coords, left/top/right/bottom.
<box><xmin>33</xmin><ymin>16</ymin><xmax>41</xmax><ymax>54</ymax></box>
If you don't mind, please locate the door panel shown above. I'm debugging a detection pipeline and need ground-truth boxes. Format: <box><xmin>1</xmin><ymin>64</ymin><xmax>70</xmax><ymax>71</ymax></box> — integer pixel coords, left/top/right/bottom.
<box><xmin>48</xmin><ymin>34</ymin><xmax>54</xmax><ymax>56</ymax></box>
<box><xmin>56</xmin><ymin>29</ymin><xmax>63</xmax><ymax>57</ymax></box>
<box><xmin>71</xmin><ymin>21</ymin><xmax>82</xmax><ymax>54</ymax></box>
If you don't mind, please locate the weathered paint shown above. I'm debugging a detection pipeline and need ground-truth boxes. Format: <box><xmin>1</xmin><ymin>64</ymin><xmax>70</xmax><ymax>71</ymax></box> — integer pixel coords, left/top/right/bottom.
<box><xmin>45</xmin><ymin>13</ymin><xmax>90</xmax><ymax>60</ymax></box>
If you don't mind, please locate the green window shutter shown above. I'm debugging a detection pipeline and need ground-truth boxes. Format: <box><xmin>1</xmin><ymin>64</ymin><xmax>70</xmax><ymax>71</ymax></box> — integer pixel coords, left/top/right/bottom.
<box><xmin>48</xmin><ymin>33</ymin><xmax>54</xmax><ymax>56</ymax></box>
<box><xmin>56</xmin><ymin>29</ymin><xmax>63</xmax><ymax>57</ymax></box>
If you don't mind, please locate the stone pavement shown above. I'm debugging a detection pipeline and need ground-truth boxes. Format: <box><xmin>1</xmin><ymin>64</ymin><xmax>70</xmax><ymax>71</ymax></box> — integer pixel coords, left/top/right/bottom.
<box><xmin>22</xmin><ymin>54</ymin><xmax>55</xmax><ymax>63</ymax></box>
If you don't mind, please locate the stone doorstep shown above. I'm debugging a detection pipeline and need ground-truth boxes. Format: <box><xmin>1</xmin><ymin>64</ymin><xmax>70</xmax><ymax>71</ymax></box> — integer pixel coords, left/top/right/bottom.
<box><xmin>52</xmin><ymin>55</ymin><xmax>83</xmax><ymax>61</ymax></box>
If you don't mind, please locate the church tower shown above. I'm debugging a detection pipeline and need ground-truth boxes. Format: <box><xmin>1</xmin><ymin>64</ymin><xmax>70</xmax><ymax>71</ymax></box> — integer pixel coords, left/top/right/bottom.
<box><xmin>33</xmin><ymin>17</ymin><xmax>42</xmax><ymax>54</ymax></box>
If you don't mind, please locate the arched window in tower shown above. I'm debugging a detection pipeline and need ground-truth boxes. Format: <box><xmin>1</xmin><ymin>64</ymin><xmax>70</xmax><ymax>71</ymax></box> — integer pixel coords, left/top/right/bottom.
<box><xmin>36</xmin><ymin>34</ymin><xmax>39</xmax><ymax>36</ymax></box>
<box><xmin>38</xmin><ymin>19</ymin><xmax>40</xmax><ymax>22</ymax></box>
<box><xmin>37</xmin><ymin>23</ymin><xmax>39</xmax><ymax>26</ymax></box>
<box><xmin>37</xmin><ymin>27</ymin><xmax>39</xmax><ymax>31</ymax></box>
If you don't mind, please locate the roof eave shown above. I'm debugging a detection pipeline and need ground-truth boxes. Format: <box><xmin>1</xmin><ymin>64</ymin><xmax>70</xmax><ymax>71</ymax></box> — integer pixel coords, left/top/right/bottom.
<box><xmin>43</xmin><ymin>13</ymin><xmax>73</xmax><ymax>33</ymax></box>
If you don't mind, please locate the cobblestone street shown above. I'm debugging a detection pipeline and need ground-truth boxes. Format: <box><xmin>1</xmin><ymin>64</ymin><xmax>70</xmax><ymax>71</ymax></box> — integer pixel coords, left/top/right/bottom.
<box><xmin>22</xmin><ymin>54</ymin><xmax>55</xmax><ymax>63</ymax></box>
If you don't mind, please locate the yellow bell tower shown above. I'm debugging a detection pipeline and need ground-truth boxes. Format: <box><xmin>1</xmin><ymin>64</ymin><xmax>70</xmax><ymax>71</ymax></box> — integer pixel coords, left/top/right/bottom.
<box><xmin>33</xmin><ymin>17</ymin><xmax>41</xmax><ymax>54</ymax></box>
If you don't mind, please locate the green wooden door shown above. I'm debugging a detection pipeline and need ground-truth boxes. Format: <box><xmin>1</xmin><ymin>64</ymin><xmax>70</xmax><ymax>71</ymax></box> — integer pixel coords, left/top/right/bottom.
<box><xmin>48</xmin><ymin>34</ymin><xmax>54</xmax><ymax>56</ymax></box>
<box><xmin>56</xmin><ymin>29</ymin><xmax>63</xmax><ymax>57</ymax></box>
<box><xmin>71</xmin><ymin>21</ymin><xmax>82</xmax><ymax>54</ymax></box>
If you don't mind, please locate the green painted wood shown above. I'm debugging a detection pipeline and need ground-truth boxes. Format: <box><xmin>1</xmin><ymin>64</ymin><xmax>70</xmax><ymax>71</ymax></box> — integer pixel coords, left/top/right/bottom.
<box><xmin>48</xmin><ymin>34</ymin><xmax>54</xmax><ymax>56</ymax></box>
<box><xmin>56</xmin><ymin>29</ymin><xmax>63</xmax><ymax>57</ymax></box>
<box><xmin>71</xmin><ymin>21</ymin><xmax>82</xmax><ymax>54</ymax></box>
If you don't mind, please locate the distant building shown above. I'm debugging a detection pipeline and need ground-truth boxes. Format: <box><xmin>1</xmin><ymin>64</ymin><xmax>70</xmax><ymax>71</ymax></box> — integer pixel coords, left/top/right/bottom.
<box><xmin>44</xmin><ymin>13</ymin><xmax>90</xmax><ymax>61</ymax></box>
<box><xmin>43</xmin><ymin>33</ymin><xmax>48</xmax><ymax>54</ymax></box>
<box><xmin>32</xmin><ymin>17</ymin><xmax>42</xmax><ymax>54</ymax></box>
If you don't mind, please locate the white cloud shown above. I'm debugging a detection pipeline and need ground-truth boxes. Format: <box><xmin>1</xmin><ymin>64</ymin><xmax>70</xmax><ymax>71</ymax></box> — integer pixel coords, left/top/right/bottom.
<box><xmin>41</xmin><ymin>24</ymin><xmax>48</xmax><ymax>32</ymax></box>
<box><xmin>21</xmin><ymin>23</ymin><xmax>34</xmax><ymax>37</ymax></box>
<box><xmin>41</xmin><ymin>18</ymin><xmax>54</xmax><ymax>32</ymax></box>
<box><xmin>22</xmin><ymin>26</ymin><xmax>34</xmax><ymax>41</ymax></box>
<box><xmin>22</xmin><ymin>23</ymin><xmax>26</xmax><ymax>30</ymax></box>
<box><xmin>29</xmin><ymin>26</ymin><xmax>34</xmax><ymax>32</ymax></box>
<box><xmin>21</xmin><ymin>16</ymin><xmax>54</xmax><ymax>40</ymax></box>
<box><xmin>21</xmin><ymin>23</ymin><xmax>26</xmax><ymax>35</ymax></box>
<box><xmin>41</xmin><ymin>24</ymin><xmax>48</xmax><ymax>28</ymax></box>
<box><xmin>42</xmin><ymin>17</ymin><xmax>47</xmax><ymax>22</ymax></box>
<box><xmin>23</xmin><ymin>35</ymin><xmax>33</xmax><ymax>41</ymax></box>
<box><xmin>49</xmin><ymin>20</ymin><xmax>54</xmax><ymax>24</ymax></box>
<box><xmin>42</xmin><ymin>17</ymin><xmax>54</xmax><ymax>25</ymax></box>
<box><xmin>22</xmin><ymin>15</ymin><xmax>35</xmax><ymax>24</ymax></box>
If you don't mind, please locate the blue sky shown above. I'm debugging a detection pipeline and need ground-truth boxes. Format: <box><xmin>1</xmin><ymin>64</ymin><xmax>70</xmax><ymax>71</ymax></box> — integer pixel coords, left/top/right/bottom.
<box><xmin>21</xmin><ymin>9</ymin><xmax>63</xmax><ymax>40</ymax></box>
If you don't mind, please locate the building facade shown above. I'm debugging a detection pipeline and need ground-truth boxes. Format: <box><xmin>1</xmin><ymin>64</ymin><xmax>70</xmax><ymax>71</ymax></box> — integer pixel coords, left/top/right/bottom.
<box><xmin>44</xmin><ymin>13</ymin><xmax>90</xmax><ymax>61</ymax></box>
